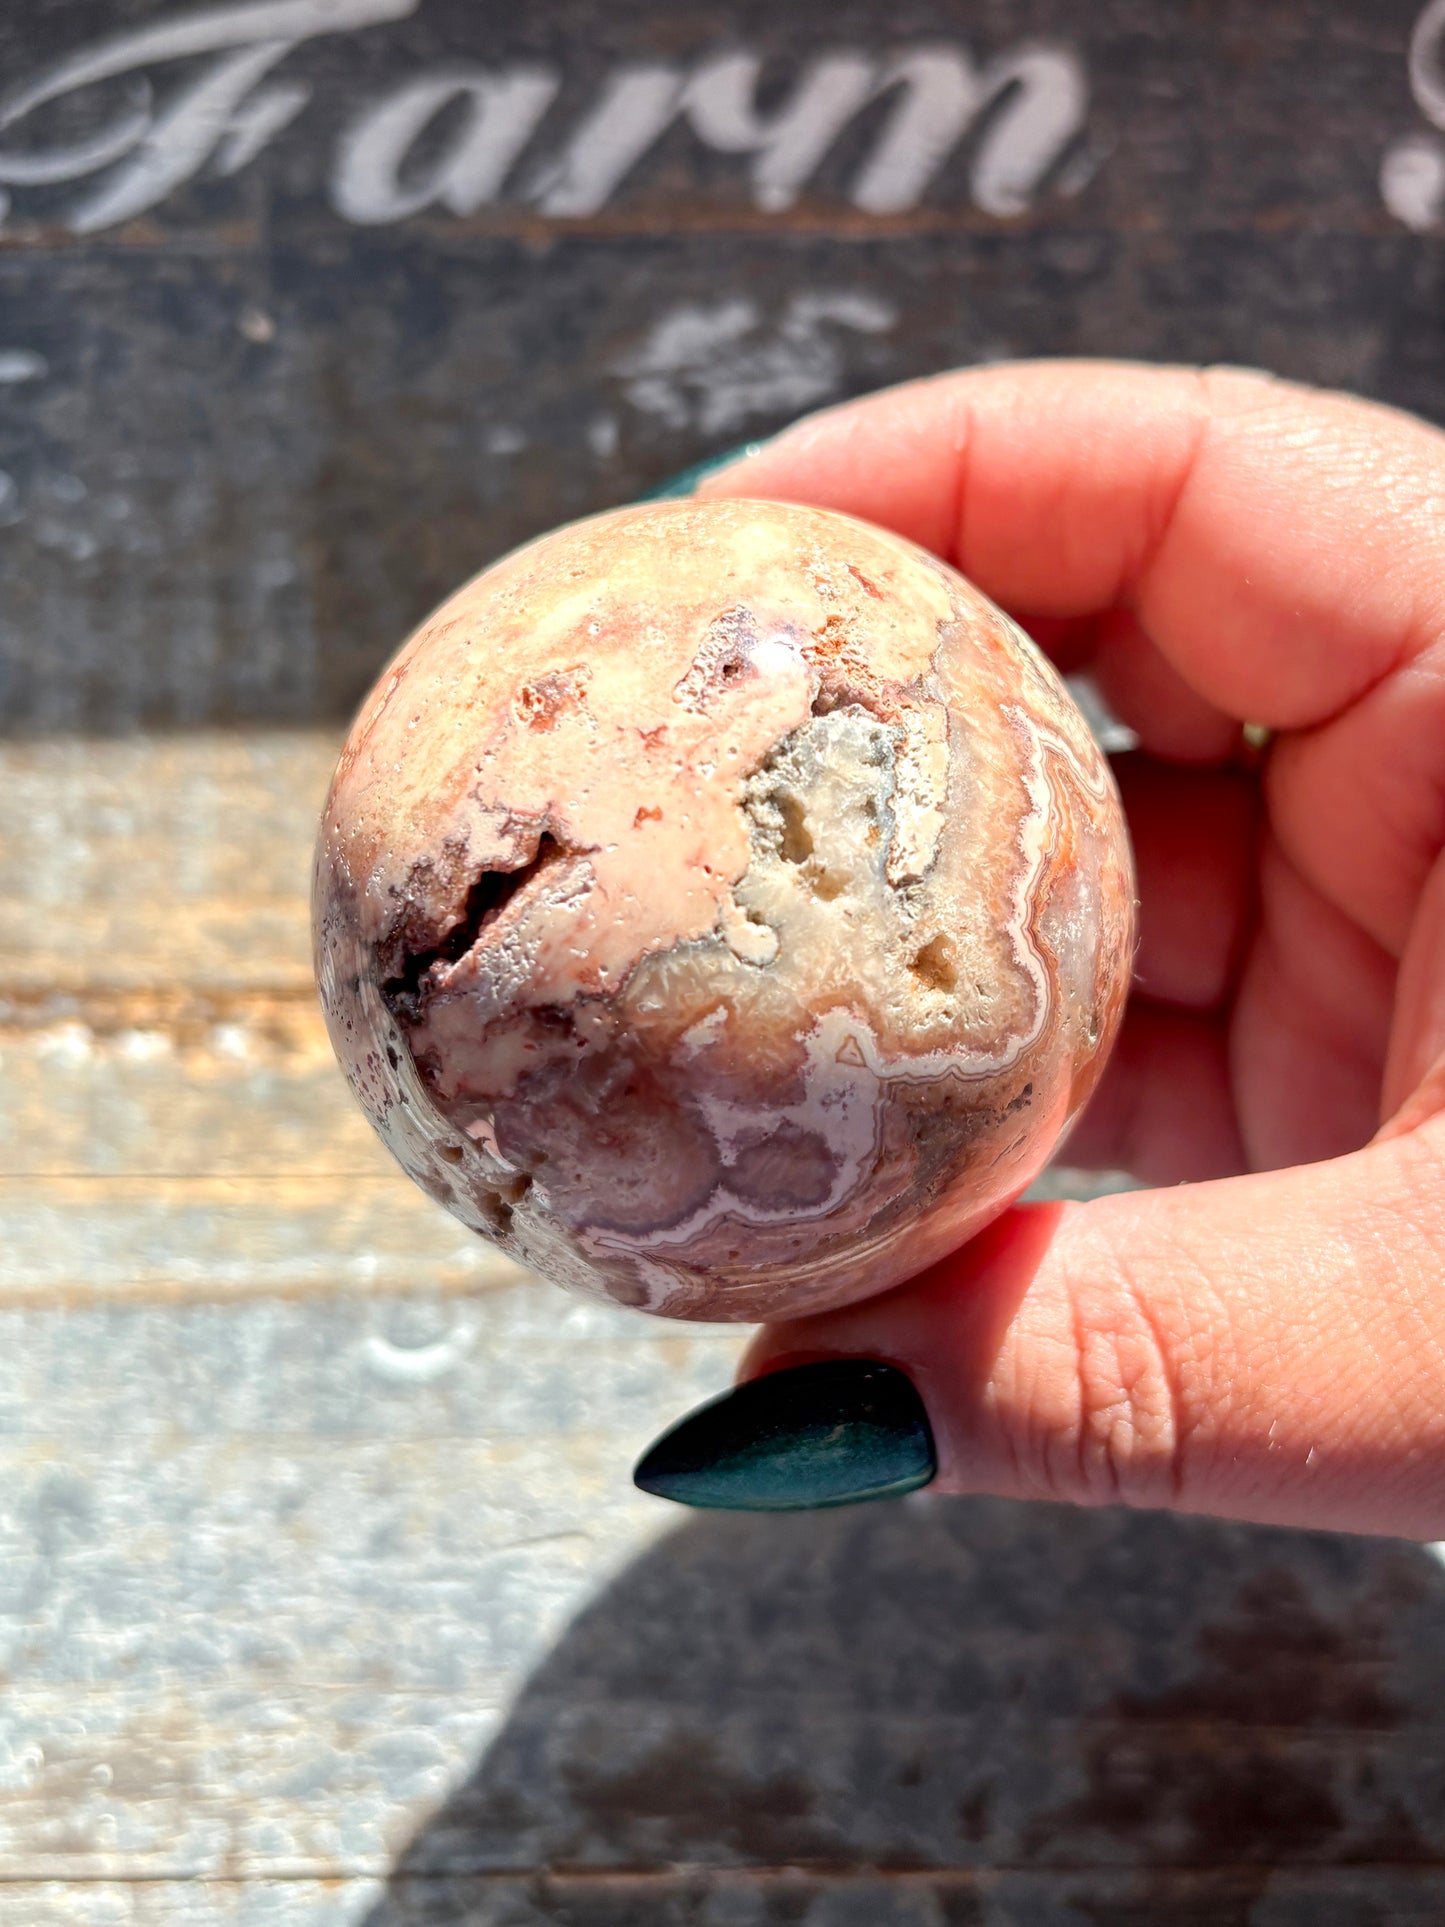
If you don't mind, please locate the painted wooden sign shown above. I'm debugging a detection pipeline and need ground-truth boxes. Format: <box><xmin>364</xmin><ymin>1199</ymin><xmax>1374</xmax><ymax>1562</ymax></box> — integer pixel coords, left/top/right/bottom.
<box><xmin>2</xmin><ymin>0</ymin><xmax>1444</xmax><ymax>728</ymax></box>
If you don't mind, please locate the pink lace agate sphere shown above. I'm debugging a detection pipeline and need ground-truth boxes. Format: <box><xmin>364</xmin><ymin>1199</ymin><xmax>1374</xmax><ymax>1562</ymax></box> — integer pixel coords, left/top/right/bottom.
<box><xmin>313</xmin><ymin>500</ymin><xmax>1135</xmax><ymax>1321</ymax></box>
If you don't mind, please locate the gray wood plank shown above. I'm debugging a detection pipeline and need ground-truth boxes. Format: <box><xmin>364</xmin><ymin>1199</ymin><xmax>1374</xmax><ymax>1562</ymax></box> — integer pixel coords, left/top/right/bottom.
<box><xmin>0</xmin><ymin>1285</ymin><xmax>740</xmax><ymax>1883</ymax></box>
<box><xmin>5</xmin><ymin>0</ymin><xmax>1445</xmax><ymax>729</ymax></box>
<box><xmin>5</xmin><ymin>1284</ymin><xmax>1445</xmax><ymax>1894</ymax></box>
<box><xmin>7</xmin><ymin>1300</ymin><xmax>1445</xmax><ymax>1906</ymax></box>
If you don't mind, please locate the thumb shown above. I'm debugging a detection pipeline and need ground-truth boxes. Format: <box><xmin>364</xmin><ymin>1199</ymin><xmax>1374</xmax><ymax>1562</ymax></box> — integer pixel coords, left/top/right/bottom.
<box><xmin>737</xmin><ymin>1116</ymin><xmax>1445</xmax><ymax>1539</ymax></box>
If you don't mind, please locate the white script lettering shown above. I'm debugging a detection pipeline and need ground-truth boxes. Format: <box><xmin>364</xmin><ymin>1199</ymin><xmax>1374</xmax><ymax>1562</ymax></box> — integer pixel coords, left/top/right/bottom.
<box><xmin>1411</xmin><ymin>0</ymin><xmax>1445</xmax><ymax>127</ymax></box>
<box><xmin>1382</xmin><ymin>0</ymin><xmax>1445</xmax><ymax>229</ymax></box>
<box><xmin>0</xmin><ymin>0</ymin><xmax>417</xmax><ymax>231</ymax></box>
<box><xmin>332</xmin><ymin>68</ymin><xmax>557</xmax><ymax>221</ymax></box>
<box><xmin>0</xmin><ymin>1</ymin><xmax>1091</xmax><ymax>231</ymax></box>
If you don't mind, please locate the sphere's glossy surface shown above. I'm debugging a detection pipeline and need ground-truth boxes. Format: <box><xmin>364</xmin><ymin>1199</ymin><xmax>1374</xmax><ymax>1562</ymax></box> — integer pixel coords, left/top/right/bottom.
<box><xmin>314</xmin><ymin>500</ymin><xmax>1135</xmax><ymax>1321</ymax></box>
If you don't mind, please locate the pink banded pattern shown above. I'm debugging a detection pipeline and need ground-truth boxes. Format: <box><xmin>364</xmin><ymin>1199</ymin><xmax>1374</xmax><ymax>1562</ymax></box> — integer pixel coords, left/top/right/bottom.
<box><xmin>313</xmin><ymin>500</ymin><xmax>1135</xmax><ymax>1321</ymax></box>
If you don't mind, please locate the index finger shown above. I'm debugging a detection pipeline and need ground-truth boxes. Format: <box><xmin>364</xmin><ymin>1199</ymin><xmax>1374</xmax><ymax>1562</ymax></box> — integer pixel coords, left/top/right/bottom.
<box><xmin>701</xmin><ymin>361</ymin><xmax>1445</xmax><ymax>731</ymax></box>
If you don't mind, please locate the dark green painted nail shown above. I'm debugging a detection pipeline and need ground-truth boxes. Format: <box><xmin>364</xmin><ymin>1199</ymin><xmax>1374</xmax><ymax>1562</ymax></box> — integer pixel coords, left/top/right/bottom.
<box><xmin>633</xmin><ymin>1359</ymin><xmax>936</xmax><ymax>1512</ymax></box>
<box><xmin>638</xmin><ymin>441</ymin><xmax>767</xmax><ymax>500</ymax></box>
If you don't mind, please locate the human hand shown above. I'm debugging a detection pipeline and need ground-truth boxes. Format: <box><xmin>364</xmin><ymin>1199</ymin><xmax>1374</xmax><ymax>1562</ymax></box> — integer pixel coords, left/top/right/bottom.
<box><xmin>635</xmin><ymin>363</ymin><xmax>1445</xmax><ymax>1538</ymax></box>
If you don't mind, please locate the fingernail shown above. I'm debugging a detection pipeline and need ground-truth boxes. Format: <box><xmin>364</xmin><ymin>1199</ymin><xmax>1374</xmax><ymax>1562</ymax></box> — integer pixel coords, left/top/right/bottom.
<box><xmin>633</xmin><ymin>1358</ymin><xmax>936</xmax><ymax>1512</ymax></box>
<box><xmin>638</xmin><ymin>441</ymin><xmax>767</xmax><ymax>500</ymax></box>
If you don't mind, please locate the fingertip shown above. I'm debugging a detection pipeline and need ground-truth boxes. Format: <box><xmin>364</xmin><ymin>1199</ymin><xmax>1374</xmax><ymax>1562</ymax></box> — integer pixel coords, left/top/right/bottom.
<box><xmin>699</xmin><ymin>373</ymin><xmax>971</xmax><ymax>556</ymax></box>
<box><xmin>728</xmin><ymin>1135</ymin><xmax>1445</xmax><ymax>1539</ymax></box>
<box><xmin>739</xmin><ymin>1201</ymin><xmax>1072</xmax><ymax>1491</ymax></box>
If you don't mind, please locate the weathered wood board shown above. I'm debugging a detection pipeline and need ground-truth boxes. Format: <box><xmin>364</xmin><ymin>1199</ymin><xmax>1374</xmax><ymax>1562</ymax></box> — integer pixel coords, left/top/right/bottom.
<box><xmin>9</xmin><ymin>1292</ymin><xmax>1445</xmax><ymax>1927</ymax></box>
<box><xmin>6</xmin><ymin>0</ymin><xmax>1445</xmax><ymax>729</ymax></box>
<box><xmin>0</xmin><ymin>733</ymin><xmax>524</xmax><ymax>1304</ymax></box>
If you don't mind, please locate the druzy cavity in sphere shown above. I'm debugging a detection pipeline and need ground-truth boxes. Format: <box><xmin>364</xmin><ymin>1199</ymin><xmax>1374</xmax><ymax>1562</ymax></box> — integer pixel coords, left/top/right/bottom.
<box><xmin>313</xmin><ymin>499</ymin><xmax>1135</xmax><ymax>1321</ymax></box>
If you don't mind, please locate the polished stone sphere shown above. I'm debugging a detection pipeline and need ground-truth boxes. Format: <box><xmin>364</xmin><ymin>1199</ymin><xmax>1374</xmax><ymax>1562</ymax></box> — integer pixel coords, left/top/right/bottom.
<box><xmin>313</xmin><ymin>499</ymin><xmax>1135</xmax><ymax>1321</ymax></box>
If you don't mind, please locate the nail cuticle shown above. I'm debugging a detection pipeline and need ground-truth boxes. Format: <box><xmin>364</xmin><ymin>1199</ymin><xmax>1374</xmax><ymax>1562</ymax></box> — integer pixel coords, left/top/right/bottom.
<box><xmin>633</xmin><ymin>1357</ymin><xmax>936</xmax><ymax>1513</ymax></box>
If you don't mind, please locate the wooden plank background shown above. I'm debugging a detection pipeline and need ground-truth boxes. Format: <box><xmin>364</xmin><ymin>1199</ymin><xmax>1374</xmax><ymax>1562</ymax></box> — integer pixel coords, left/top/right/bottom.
<box><xmin>7</xmin><ymin>2</ymin><xmax>1445</xmax><ymax>1922</ymax></box>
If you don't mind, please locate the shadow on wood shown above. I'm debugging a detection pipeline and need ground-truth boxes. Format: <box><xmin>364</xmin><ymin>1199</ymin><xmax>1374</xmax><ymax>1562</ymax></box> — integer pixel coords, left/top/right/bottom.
<box><xmin>360</xmin><ymin>1495</ymin><xmax>1445</xmax><ymax>1925</ymax></box>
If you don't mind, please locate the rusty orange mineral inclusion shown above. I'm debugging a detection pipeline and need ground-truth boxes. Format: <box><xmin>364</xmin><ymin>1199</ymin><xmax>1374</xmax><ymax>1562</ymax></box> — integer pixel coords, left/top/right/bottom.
<box><xmin>314</xmin><ymin>499</ymin><xmax>1135</xmax><ymax>1321</ymax></box>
